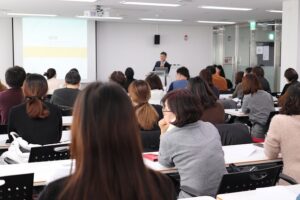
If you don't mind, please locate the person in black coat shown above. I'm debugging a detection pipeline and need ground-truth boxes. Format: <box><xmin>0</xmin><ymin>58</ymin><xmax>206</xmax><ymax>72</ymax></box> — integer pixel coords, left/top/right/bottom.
<box><xmin>8</xmin><ymin>74</ymin><xmax>62</xmax><ymax>145</ymax></box>
<box><xmin>153</xmin><ymin>52</ymin><xmax>171</xmax><ymax>73</ymax></box>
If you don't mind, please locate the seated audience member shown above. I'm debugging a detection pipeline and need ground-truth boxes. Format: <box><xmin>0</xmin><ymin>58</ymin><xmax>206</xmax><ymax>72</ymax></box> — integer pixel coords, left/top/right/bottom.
<box><xmin>242</xmin><ymin>74</ymin><xmax>274</xmax><ymax>139</ymax></box>
<box><xmin>39</xmin><ymin>82</ymin><xmax>176</xmax><ymax>200</ymax></box>
<box><xmin>244</xmin><ymin>67</ymin><xmax>252</xmax><ymax>76</ymax></box>
<box><xmin>168</xmin><ymin>66</ymin><xmax>190</xmax><ymax>92</ymax></box>
<box><xmin>188</xmin><ymin>76</ymin><xmax>225</xmax><ymax>124</ymax></box>
<box><xmin>199</xmin><ymin>68</ymin><xmax>219</xmax><ymax>98</ymax></box>
<box><xmin>145</xmin><ymin>73</ymin><xmax>165</xmax><ymax>105</ymax></box>
<box><xmin>8</xmin><ymin>74</ymin><xmax>62</xmax><ymax>144</ymax></box>
<box><xmin>128</xmin><ymin>80</ymin><xmax>162</xmax><ymax>131</ymax></box>
<box><xmin>51</xmin><ymin>70</ymin><xmax>81</xmax><ymax>108</ymax></box>
<box><xmin>69</xmin><ymin>68</ymin><xmax>79</xmax><ymax>73</ymax></box>
<box><xmin>0</xmin><ymin>66</ymin><xmax>26</xmax><ymax>125</ymax></box>
<box><xmin>232</xmin><ymin>71</ymin><xmax>244</xmax><ymax>99</ymax></box>
<box><xmin>252</xmin><ymin>66</ymin><xmax>271</xmax><ymax>93</ymax></box>
<box><xmin>110</xmin><ymin>71</ymin><xmax>126</xmax><ymax>90</ymax></box>
<box><xmin>158</xmin><ymin>89</ymin><xmax>226</xmax><ymax>198</ymax></box>
<box><xmin>280</xmin><ymin>68</ymin><xmax>299</xmax><ymax>96</ymax></box>
<box><xmin>207</xmin><ymin>65</ymin><xmax>228</xmax><ymax>92</ymax></box>
<box><xmin>0</xmin><ymin>80</ymin><xmax>7</xmax><ymax>92</ymax></box>
<box><xmin>124</xmin><ymin>67</ymin><xmax>136</xmax><ymax>91</ymax></box>
<box><xmin>44</xmin><ymin>68</ymin><xmax>63</xmax><ymax>95</ymax></box>
<box><xmin>264</xmin><ymin>83</ymin><xmax>300</xmax><ymax>184</ymax></box>
<box><xmin>216</xmin><ymin>65</ymin><xmax>233</xmax><ymax>90</ymax></box>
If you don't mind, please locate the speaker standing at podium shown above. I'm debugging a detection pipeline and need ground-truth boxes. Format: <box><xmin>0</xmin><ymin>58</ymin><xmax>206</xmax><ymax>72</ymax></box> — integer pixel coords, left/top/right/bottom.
<box><xmin>153</xmin><ymin>52</ymin><xmax>171</xmax><ymax>73</ymax></box>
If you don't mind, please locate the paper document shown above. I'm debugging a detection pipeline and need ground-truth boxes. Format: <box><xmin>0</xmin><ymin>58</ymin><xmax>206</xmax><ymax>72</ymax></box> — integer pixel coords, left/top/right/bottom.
<box><xmin>223</xmin><ymin>145</ymin><xmax>256</xmax><ymax>163</ymax></box>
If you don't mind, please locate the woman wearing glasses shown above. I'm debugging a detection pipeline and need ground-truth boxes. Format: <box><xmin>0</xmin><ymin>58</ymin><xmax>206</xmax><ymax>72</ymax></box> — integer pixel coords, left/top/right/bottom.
<box><xmin>158</xmin><ymin>89</ymin><xmax>226</xmax><ymax>198</ymax></box>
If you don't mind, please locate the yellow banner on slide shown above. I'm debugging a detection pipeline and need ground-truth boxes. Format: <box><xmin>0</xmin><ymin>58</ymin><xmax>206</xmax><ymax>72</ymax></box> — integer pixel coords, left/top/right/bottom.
<box><xmin>23</xmin><ymin>47</ymin><xmax>87</xmax><ymax>58</ymax></box>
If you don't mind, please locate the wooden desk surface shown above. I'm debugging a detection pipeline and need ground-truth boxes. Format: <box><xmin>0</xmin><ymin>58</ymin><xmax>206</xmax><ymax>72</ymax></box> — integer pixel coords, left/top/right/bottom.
<box><xmin>217</xmin><ymin>184</ymin><xmax>300</xmax><ymax>200</ymax></box>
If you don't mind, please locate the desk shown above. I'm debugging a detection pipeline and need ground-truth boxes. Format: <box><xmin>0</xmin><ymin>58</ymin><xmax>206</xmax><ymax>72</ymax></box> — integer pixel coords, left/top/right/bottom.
<box><xmin>0</xmin><ymin>144</ymin><xmax>282</xmax><ymax>187</ymax></box>
<box><xmin>217</xmin><ymin>184</ymin><xmax>300</xmax><ymax>200</ymax></box>
<box><xmin>0</xmin><ymin>130</ymin><xmax>71</xmax><ymax>150</ymax></box>
<box><xmin>144</xmin><ymin>144</ymin><xmax>282</xmax><ymax>173</ymax></box>
<box><xmin>225</xmin><ymin>107</ymin><xmax>280</xmax><ymax>117</ymax></box>
<box><xmin>0</xmin><ymin>159</ymin><xmax>72</xmax><ymax>186</ymax></box>
<box><xmin>181</xmin><ymin>197</ymin><xmax>215</xmax><ymax>200</ymax></box>
<box><xmin>219</xmin><ymin>94</ymin><xmax>232</xmax><ymax>100</ymax></box>
<box><xmin>224</xmin><ymin>109</ymin><xmax>248</xmax><ymax>117</ymax></box>
<box><xmin>62</xmin><ymin>116</ymin><xmax>73</xmax><ymax>126</ymax></box>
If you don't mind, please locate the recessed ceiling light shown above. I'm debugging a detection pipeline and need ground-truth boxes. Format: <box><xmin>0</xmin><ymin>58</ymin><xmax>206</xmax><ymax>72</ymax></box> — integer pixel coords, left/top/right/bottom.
<box><xmin>197</xmin><ymin>21</ymin><xmax>236</xmax><ymax>24</ymax></box>
<box><xmin>200</xmin><ymin>6</ymin><xmax>252</xmax><ymax>11</ymax></box>
<box><xmin>7</xmin><ymin>13</ymin><xmax>57</xmax><ymax>17</ymax></box>
<box><xmin>140</xmin><ymin>18</ymin><xmax>183</xmax><ymax>22</ymax></box>
<box><xmin>77</xmin><ymin>16</ymin><xmax>123</xmax><ymax>20</ymax></box>
<box><xmin>120</xmin><ymin>1</ymin><xmax>181</xmax><ymax>7</ymax></box>
<box><xmin>62</xmin><ymin>0</ymin><xmax>97</xmax><ymax>2</ymax></box>
<box><xmin>266</xmin><ymin>10</ymin><xmax>283</xmax><ymax>13</ymax></box>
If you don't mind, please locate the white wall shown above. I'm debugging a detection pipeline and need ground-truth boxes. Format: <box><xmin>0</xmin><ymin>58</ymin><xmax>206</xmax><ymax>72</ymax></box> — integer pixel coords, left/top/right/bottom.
<box><xmin>0</xmin><ymin>18</ymin><xmax>13</xmax><ymax>84</ymax></box>
<box><xmin>281</xmin><ymin>0</ymin><xmax>300</xmax><ymax>90</ymax></box>
<box><xmin>96</xmin><ymin>22</ymin><xmax>213</xmax><ymax>81</ymax></box>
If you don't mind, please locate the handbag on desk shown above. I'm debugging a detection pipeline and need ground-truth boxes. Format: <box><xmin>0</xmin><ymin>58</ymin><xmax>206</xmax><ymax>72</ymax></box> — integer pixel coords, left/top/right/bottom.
<box><xmin>0</xmin><ymin>132</ymin><xmax>40</xmax><ymax>164</ymax></box>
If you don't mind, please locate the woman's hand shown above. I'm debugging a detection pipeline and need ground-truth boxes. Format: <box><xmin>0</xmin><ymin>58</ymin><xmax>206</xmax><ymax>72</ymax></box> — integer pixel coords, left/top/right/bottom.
<box><xmin>159</xmin><ymin>118</ymin><xmax>170</xmax><ymax>135</ymax></box>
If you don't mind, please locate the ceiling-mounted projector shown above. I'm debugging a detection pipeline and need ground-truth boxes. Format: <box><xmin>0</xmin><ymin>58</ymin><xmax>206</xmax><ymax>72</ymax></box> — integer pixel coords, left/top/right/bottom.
<box><xmin>84</xmin><ymin>5</ymin><xmax>110</xmax><ymax>17</ymax></box>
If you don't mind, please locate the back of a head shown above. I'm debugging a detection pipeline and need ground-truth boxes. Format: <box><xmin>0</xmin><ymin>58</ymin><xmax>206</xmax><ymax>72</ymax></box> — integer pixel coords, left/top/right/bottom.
<box><xmin>161</xmin><ymin>89</ymin><xmax>203</xmax><ymax>127</ymax></box>
<box><xmin>284</xmin><ymin>68</ymin><xmax>298</xmax><ymax>82</ymax></box>
<box><xmin>176</xmin><ymin>66</ymin><xmax>190</xmax><ymax>79</ymax></box>
<box><xmin>65</xmin><ymin>71</ymin><xmax>81</xmax><ymax>85</ymax></box>
<box><xmin>145</xmin><ymin>73</ymin><xmax>163</xmax><ymax>90</ymax></box>
<box><xmin>280</xmin><ymin>83</ymin><xmax>300</xmax><ymax>115</ymax></box>
<box><xmin>252</xmin><ymin>66</ymin><xmax>264</xmax><ymax>77</ymax></box>
<box><xmin>69</xmin><ymin>68</ymin><xmax>79</xmax><ymax>73</ymax></box>
<box><xmin>128</xmin><ymin>80</ymin><xmax>159</xmax><ymax>130</ymax></box>
<box><xmin>5</xmin><ymin>66</ymin><xmax>26</xmax><ymax>88</ymax></box>
<box><xmin>188</xmin><ymin>76</ymin><xmax>217</xmax><ymax>109</ymax></box>
<box><xmin>245</xmin><ymin>67</ymin><xmax>252</xmax><ymax>74</ymax></box>
<box><xmin>206</xmin><ymin>65</ymin><xmax>216</xmax><ymax>75</ymax></box>
<box><xmin>110</xmin><ymin>71</ymin><xmax>126</xmax><ymax>88</ymax></box>
<box><xmin>62</xmin><ymin>82</ymin><xmax>166</xmax><ymax>199</ymax></box>
<box><xmin>199</xmin><ymin>68</ymin><xmax>213</xmax><ymax>86</ymax></box>
<box><xmin>44</xmin><ymin>68</ymin><xmax>56</xmax><ymax>80</ymax></box>
<box><xmin>235</xmin><ymin>71</ymin><xmax>244</xmax><ymax>85</ymax></box>
<box><xmin>125</xmin><ymin>67</ymin><xmax>135</xmax><ymax>80</ymax></box>
<box><xmin>23</xmin><ymin>74</ymin><xmax>49</xmax><ymax>119</ymax></box>
<box><xmin>242</xmin><ymin>74</ymin><xmax>261</xmax><ymax>95</ymax></box>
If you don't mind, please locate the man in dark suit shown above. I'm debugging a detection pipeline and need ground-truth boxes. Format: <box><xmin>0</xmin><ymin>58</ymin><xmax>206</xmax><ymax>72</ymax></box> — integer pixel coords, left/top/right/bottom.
<box><xmin>153</xmin><ymin>52</ymin><xmax>171</xmax><ymax>73</ymax></box>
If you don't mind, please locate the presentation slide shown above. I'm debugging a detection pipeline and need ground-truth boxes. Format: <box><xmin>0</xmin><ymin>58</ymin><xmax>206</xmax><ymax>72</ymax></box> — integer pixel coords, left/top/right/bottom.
<box><xmin>18</xmin><ymin>17</ymin><xmax>95</xmax><ymax>80</ymax></box>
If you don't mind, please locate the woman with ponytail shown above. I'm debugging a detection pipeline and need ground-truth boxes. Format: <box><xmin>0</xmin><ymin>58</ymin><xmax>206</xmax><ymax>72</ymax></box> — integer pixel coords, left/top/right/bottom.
<box><xmin>7</xmin><ymin>74</ymin><xmax>62</xmax><ymax>145</ymax></box>
<box><xmin>128</xmin><ymin>80</ymin><xmax>163</xmax><ymax>131</ymax></box>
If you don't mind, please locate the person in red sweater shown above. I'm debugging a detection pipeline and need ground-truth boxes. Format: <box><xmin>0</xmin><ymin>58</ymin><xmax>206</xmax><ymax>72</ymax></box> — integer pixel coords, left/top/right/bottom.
<box><xmin>0</xmin><ymin>66</ymin><xmax>26</xmax><ymax>125</ymax></box>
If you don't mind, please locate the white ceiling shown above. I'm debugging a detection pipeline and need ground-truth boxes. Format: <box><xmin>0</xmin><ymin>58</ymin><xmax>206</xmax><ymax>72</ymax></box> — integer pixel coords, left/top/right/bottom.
<box><xmin>0</xmin><ymin>0</ymin><xmax>283</xmax><ymax>24</ymax></box>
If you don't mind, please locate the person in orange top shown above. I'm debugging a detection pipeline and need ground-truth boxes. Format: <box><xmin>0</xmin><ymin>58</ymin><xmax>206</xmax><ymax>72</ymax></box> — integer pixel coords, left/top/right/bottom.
<box><xmin>207</xmin><ymin>65</ymin><xmax>228</xmax><ymax>92</ymax></box>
